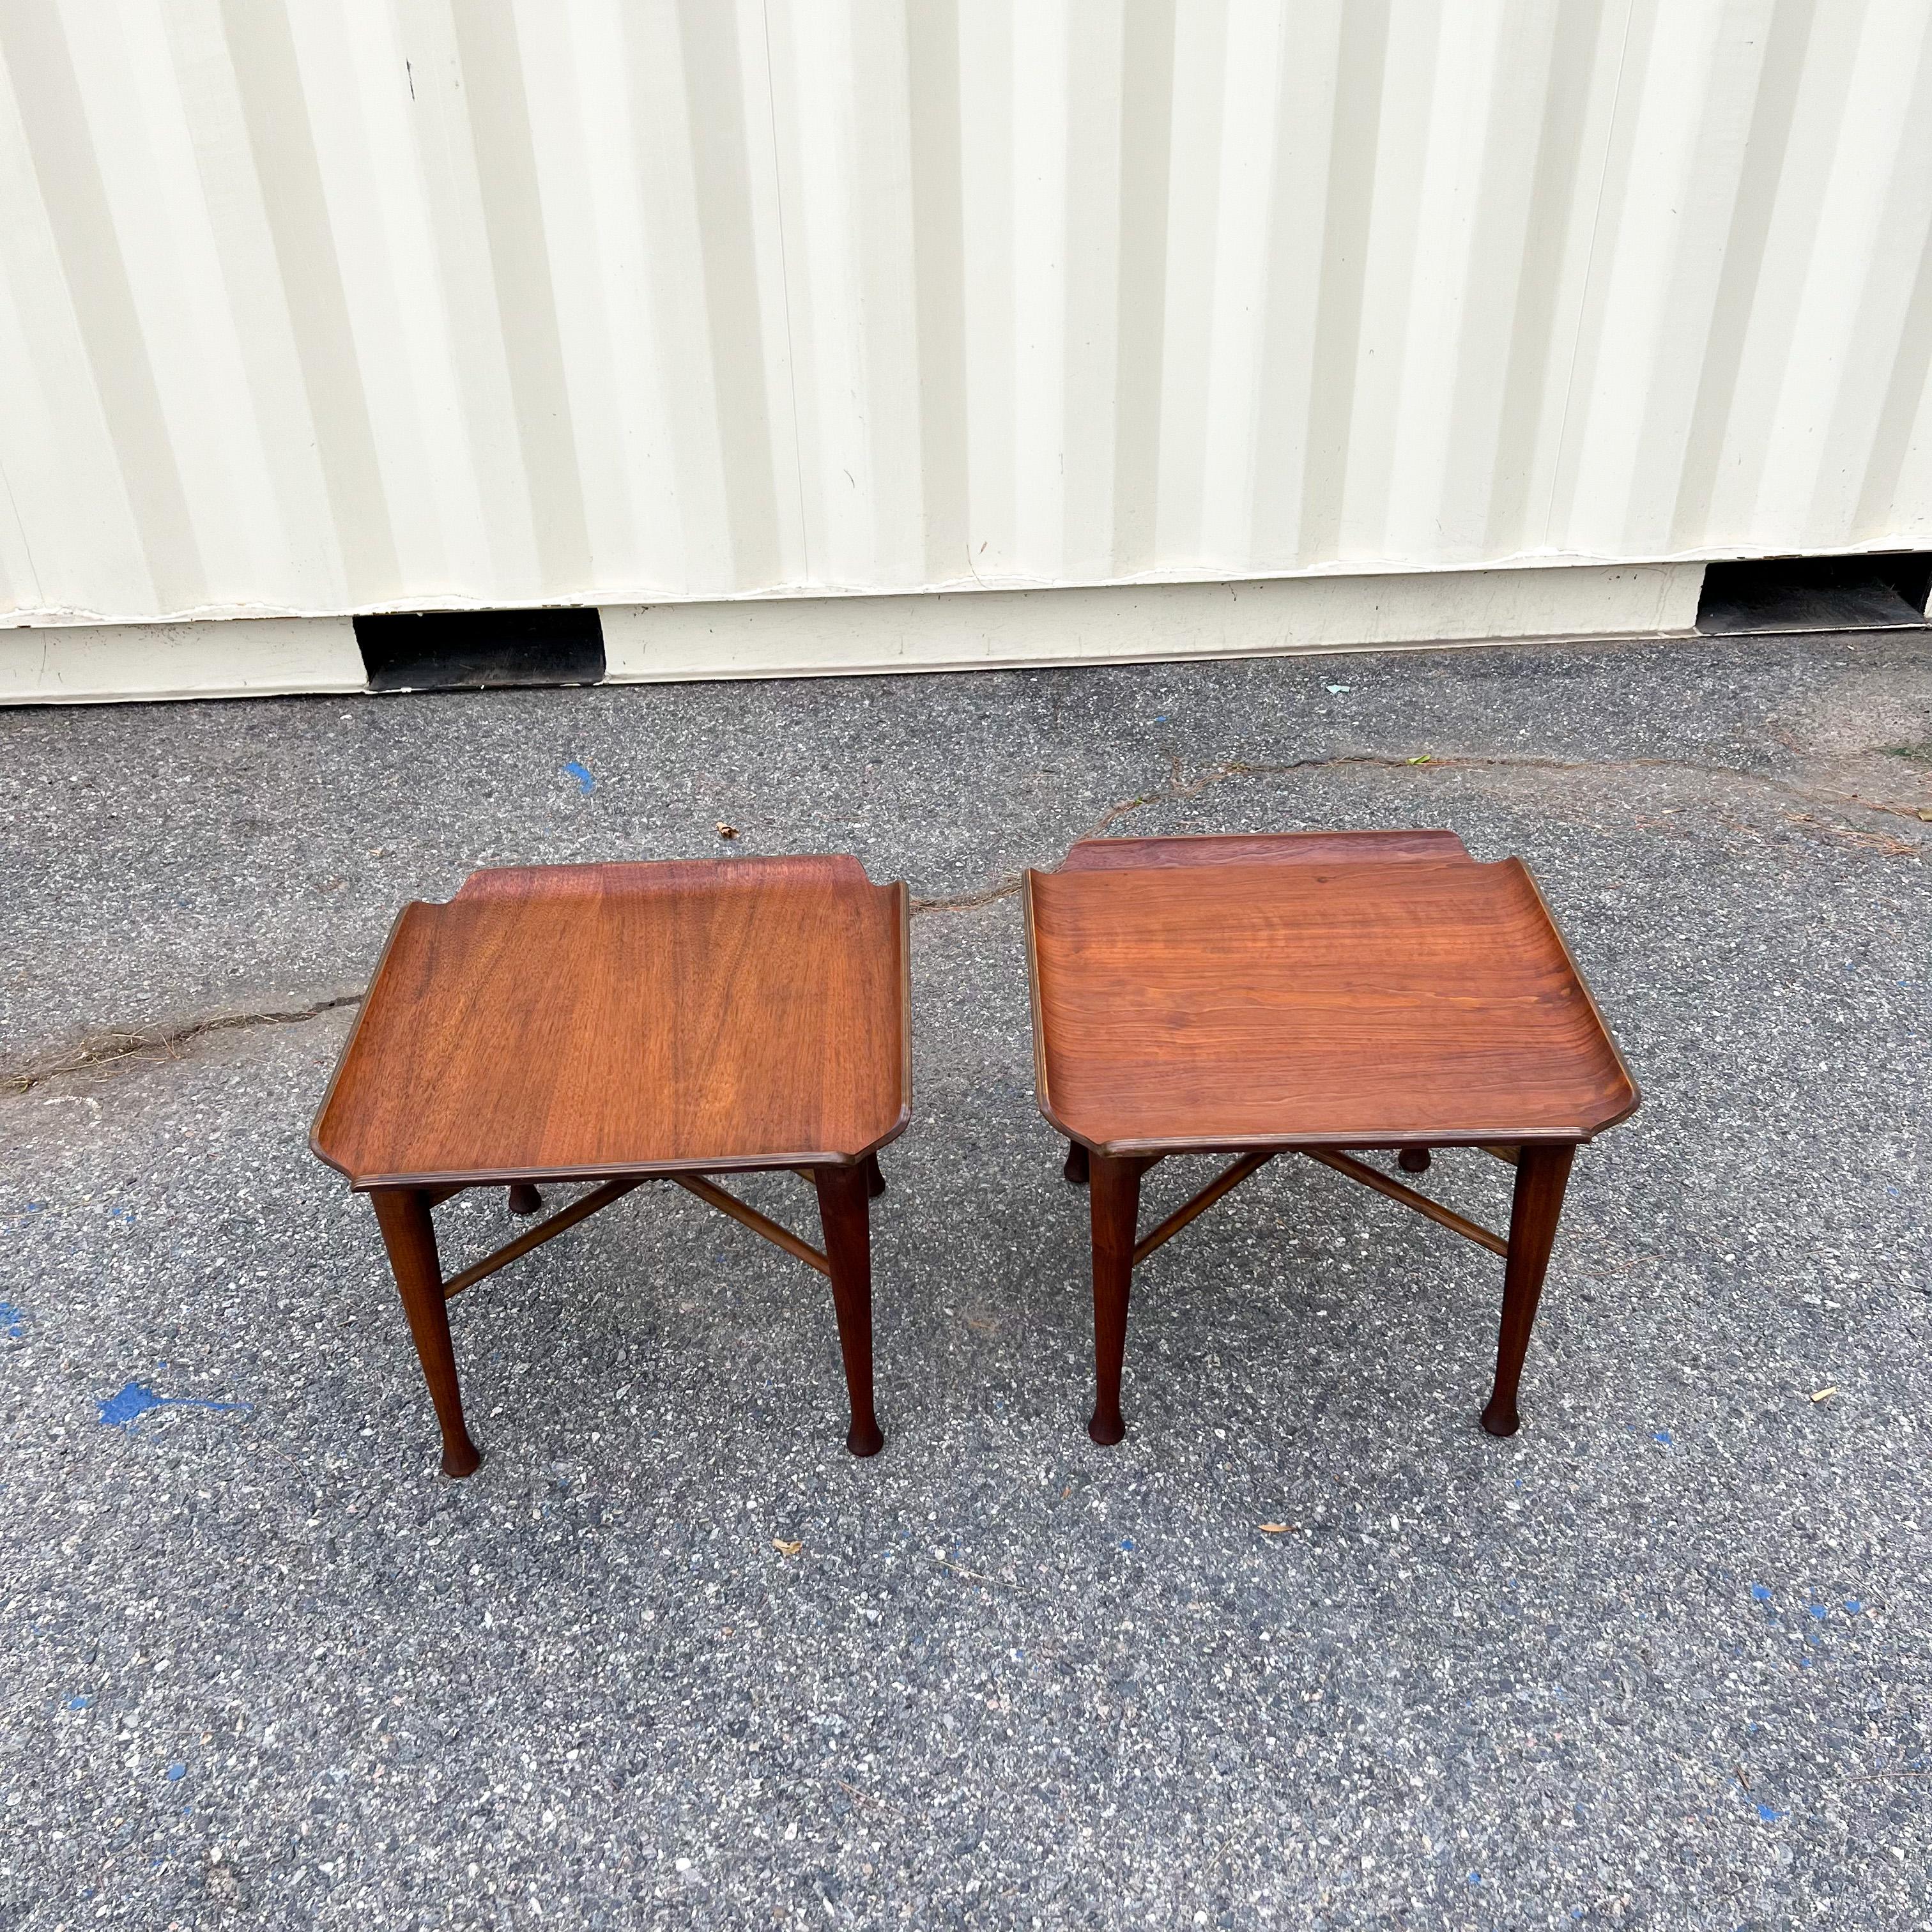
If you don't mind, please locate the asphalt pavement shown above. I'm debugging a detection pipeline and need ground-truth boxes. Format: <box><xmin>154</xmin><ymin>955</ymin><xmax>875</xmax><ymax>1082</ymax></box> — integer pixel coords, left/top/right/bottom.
<box><xmin>2</xmin><ymin>627</ymin><xmax>1928</xmax><ymax>1929</ymax></box>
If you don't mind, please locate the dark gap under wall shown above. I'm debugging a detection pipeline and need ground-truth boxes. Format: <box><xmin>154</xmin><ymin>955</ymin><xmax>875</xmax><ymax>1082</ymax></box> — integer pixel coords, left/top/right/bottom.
<box><xmin>1697</xmin><ymin>553</ymin><xmax>1931</xmax><ymax>635</ymax></box>
<box><xmin>355</xmin><ymin>608</ymin><xmax>606</xmax><ymax>691</ymax></box>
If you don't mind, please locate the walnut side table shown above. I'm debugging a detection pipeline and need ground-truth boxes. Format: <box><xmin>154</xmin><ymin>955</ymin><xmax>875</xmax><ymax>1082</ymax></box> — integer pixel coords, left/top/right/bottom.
<box><xmin>311</xmin><ymin>857</ymin><xmax>909</xmax><ymax>1475</ymax></box>
<box><xmin>1023</xmin><ymin>834</ymin><xmax>1639</xmax><ymax>1443</ymax></box>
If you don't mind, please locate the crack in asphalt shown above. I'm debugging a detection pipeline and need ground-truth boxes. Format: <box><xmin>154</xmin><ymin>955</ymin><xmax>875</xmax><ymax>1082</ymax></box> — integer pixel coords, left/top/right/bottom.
<box><xmin>4</xmin><ymin>993</ymin><xmax>365</xmax><ymax>1097</ymax></box>
<box><xmin>8</xmin><ymin>747</ymin><xmax>1923</xmax><ymax>1088</ymax></box>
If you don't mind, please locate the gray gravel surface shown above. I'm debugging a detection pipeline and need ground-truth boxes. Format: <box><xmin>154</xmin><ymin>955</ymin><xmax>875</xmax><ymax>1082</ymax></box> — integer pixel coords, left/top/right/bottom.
<box><xmin>1</xmin><ymin>630</ymin><xmax>1929</xmax><ymax>1929</ymax></box>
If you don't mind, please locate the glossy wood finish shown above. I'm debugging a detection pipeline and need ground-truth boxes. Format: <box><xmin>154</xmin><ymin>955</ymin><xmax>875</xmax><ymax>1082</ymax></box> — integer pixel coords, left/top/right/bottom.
<box><xmin>1087</xmin><ymin>1153</ymin><xmax>1144</xmax><ymax>1445</ymax></box>
<box><xmin>1482</xmin><ymin>1145</ymin><xmax>1575</xmax><ymax>1437</ymax></box>
<box><xmin>313</xmin><ymin>857</ymin><xmax>909</xmax><ymax>1186</ymax></box>
<box><xmin>1027</xmin><ymin>859</ymin><xmax>1637</xmax><ymax>1153</ymax></box>
<box><xmin>1025</xmin><ymin>834</ymin><xmax>1638</xmax><ymax>1441</ymax></box>
<box><xmin>816</xmin><ymin>1163</ymin><xmax>885</xmax><ymax>1456</ymax></box>
<box><xmin>1060</xmin><ymin>829</ymin><xmax>1472</xmax><ymax>871</ymax></box>
<box><xmin>371</xmin><ymin>1189</ymin><xmax>480</xmax><ymax>1477</ymax></box>
<box><xmin>313</xmin><ymin>857</ymin><xmax>910</xmax><ymax>1473</ymax></box>
<box><xmin>1055</xmin><ymin>831</ymin><xmax>1471</xmax><ymax>1182</ymax></box>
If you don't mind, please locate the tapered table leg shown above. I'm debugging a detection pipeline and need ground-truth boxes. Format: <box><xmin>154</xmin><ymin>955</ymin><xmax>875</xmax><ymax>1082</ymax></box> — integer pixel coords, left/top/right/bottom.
<box><xmin>815</xmin><ymin>1164</ymin><xmax>885</xmax><ymax>1457</ymax></box>
<box><xmin>371</xmin><ymin>1188</ymin><xmax>482</xmax><ymax>1477</ymax></box>
<box><xmin>1087</xmin><ymin>1153</ymin><xmax>1142</xmax><ymax>1445</ymax></box>
<box><xmin>862</xmin><ymin>1152</ymin><xmax>886</xmax><ymax>1200</ymax></box>
<box><xmin>1481</xmin><ymin>1144</ymin><xmax>1575</xmax><ymax>1438</ymax></box>
<box><xmin>1063</xmin><ymin>1141</ymin><xmax>1089</xmax><ymax>1186</ymax></box>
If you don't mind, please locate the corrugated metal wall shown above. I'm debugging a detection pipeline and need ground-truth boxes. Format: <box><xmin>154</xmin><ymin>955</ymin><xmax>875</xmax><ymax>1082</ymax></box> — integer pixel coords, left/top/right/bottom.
<box><xmin>3</xmin><ymin>0</ymin><xmax>1931</xmax><ymax>629</ymax></box>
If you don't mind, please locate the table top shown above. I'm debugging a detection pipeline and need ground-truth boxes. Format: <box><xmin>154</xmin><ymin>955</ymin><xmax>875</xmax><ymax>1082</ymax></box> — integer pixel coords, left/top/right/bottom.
<box><xmin>1024</xmin><ymin>856</ymin><xmax>1637</xmax><ymax>1154</ymax></box>
<box><xmin>1060</xmin><ymin>829</ymin><xmax>1471</xmax><ymax>870</ymax></box>
<box><xmin>312</xmin><ymin>857</ymin><xmax>909</xmax><ymax>1188</ymax></box>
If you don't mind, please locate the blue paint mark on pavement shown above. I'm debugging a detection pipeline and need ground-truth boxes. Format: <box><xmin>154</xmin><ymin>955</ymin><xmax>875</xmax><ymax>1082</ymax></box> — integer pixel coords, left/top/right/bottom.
<box><xmin>1844</xmin><ymin>1598</ymin><xmax>1863</xmax><ymax>1614</ymax></box>
<box><xmin>1749</xmin><ymin>1583</ymin><xmax>1772</xmax><ymax>1603</ymax></box>
<box><xmin>1808</xmin><ymin>1604</ymin><xmax>1828</xmax><ymax>1621</ymax></box>
<box><xmin>0</xmin><ymin>1303</ymin><xmax>24</xmax><ymax>1339</ymax></box>
<box><xmin>1119</xmin><ymin>1537</ymin><xmax>1135</xmax><ymax>1552</ymax></box>
<box><xmin>165</xmin><ymin>1763</ymin><xmax>187</xmax><ymax>1782</ymax></box>
<box><xmin>97</xmin><ymin>1382</ymin><xmax>248</xmax><ymax>1431</ymax></box>
<box><xmin>563</xmin><ymin>760</ymin><xmax>595</xmax><ymax>794</ymax></box>
<box><xmin>98</xmin><ymin>1384</ymin><xmax>167</xmax><ymax>1428</ymax></box>
<box><xmin>1755</xmin><ymin>1802</ymin><xmax>1786</xmax><ymax>1823</ymax></box>
<box><xmin>65</xmin><ymin>1696</ymin><xmax>92</xmax><ymax>1710</ymax></box>
<box><xmin>1653</xmin><ymin>1430</ymin><xmax>1673</xmax><ymax>1445</ymax></box>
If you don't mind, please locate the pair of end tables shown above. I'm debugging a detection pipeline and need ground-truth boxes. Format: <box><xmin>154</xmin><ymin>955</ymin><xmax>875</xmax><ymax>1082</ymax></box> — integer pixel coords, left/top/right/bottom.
<box><xmin>310</xmin><ymin>833</ymin><xmax>1637</xmax><ymax>1476</ymax></box>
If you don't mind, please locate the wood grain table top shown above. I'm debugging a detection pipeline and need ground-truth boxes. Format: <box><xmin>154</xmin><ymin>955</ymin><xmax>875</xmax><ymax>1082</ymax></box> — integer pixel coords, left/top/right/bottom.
<box><xmin>1024</xmin><ymin>855</ymin><xmax>1637</xmax><ymax>1154</ymax></box>
<box><xmin>1060</xmin><ymin>829</ymin><xmax>1472</xmax><ymax>870</ymax></box>
<box><xmin>312</xmin><ymin>857</ymin><xmax>910</xmax><ymax>1188</ymax></box>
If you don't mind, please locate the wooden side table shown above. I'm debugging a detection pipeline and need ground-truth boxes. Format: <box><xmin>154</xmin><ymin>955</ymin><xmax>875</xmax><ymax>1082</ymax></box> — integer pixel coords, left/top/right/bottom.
<box><xmin>1023</xmin><ymin>835</ymin><xmax>1637</xmax><ymax>1443</ymax></box>
<box><xmin>311</xmin><ymin>857</ymin><xmax>909</xmax><ymax>1475</ymax></box>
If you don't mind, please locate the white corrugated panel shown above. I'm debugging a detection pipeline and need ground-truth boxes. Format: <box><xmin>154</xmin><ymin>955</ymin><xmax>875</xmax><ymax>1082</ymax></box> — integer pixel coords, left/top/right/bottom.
<box><xmin>3</xmin><ymin>0</ymin><xmax>1931</xmax><ymax>628</ymax></box>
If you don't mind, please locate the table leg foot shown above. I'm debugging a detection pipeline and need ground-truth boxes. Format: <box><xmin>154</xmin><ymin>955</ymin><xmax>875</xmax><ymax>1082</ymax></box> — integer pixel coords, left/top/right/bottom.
<box><xmin>372</xmin><ymin>1187</ymin><xmax>482</xmax><ymax>1478</ymax></box>
<box><xmin>816</xmin><ymin>1163</ymin><xmax>885</xmax><ymax>1458</ymax></box>
<box><xmin>507</xmin><ymin>1183</ymin><xmax>544</xmax><ymax>1216</ymax></box>
<box><xmin>1483</xmin><ymin>1144</ymin><xmax>1574</xmax><ymax>1439</ymax></box>
<box><xmin>1398</xmin><ymin>1147</ymin><xmax>1430</xmax><ymax>1174</ymax></box>
<box><xmin>1063</xmin><ymin>1141</ymin><xmax>1089</xmax><ymax>1186</ymax></box>
<box><xmin>1087</xmin><ymin>1153</ymin><xmax>1139</xmax><ymax>1447</ymax></box>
